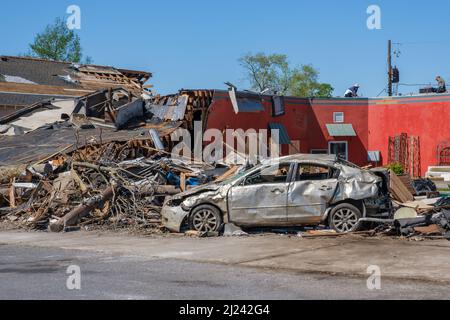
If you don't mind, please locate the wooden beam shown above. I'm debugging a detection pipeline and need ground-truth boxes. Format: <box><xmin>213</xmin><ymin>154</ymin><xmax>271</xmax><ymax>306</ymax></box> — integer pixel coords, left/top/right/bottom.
<box><xmin>180</xmin><ymin>173</ymin><xmax>186</xmax><ymax>192</ymax></box>
<box><xmin>9</xmin><ymin>178</ymin><xmax>16</xmax><ymax>208</ymax></box>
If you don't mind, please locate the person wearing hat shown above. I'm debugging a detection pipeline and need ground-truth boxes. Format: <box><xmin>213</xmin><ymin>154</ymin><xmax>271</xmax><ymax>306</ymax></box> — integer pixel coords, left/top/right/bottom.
<box><xmin>344</xmin><ymin>84</ymin><xmax>360</xmax><ymax>97</ymax></box>
<box><xmin>435</xmin><ymin>76</ymin><xmax>446</xmax><ymax>93</ymax></box>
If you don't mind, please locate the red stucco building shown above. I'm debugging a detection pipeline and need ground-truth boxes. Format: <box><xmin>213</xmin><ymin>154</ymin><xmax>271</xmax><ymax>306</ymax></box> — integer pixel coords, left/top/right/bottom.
<box><xmin>201</xmin><ymin>90</ymin><xmax>450</xmax><ymax>176</ymax></box>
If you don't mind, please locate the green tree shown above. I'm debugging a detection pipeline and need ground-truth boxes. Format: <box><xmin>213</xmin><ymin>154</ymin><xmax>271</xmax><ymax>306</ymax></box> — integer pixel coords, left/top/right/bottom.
<box><xmin>239</xmin><ymin>52</ymin><xmax>333</xmax><ymax>97</ymax></box>
<box><xmin>29</xmin><ymin>17</ymin><xmax>91</xmax><ymax>63</ymax></box>
<box><xmin>239</xmin><ymin>53</ymin><xmax>291</xmax><ymax>93</ymax></box>
<box><xmin>289</xmin><ymin>65</ymin><xmax>334</xmax><ymax>97</ymax></box>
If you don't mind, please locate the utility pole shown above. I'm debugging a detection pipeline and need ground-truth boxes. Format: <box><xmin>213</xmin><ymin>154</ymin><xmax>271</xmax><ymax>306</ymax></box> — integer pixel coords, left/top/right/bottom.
<box><xmin>388</xmin><ymin>40</ymin><xmax>393</xmax><ymax>96</ymax></box>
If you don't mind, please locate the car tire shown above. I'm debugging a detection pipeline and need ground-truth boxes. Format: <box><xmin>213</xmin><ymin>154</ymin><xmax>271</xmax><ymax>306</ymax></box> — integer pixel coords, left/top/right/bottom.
<box><xmin>189</xmin><ymin>204</ymin><xmax>223</xmax><ymax>232</ymax></box>
<box><xmin>328</xmin><ymin>203</ymin><xmax>362</xmax><ymax>233</ymax></box>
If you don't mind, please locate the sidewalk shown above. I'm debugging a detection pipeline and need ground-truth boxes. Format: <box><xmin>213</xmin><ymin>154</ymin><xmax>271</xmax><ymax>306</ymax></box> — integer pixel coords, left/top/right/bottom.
<box><xmin>1</xmin><ymin>230</ymin><xmax>449</xmax><ymax>283</ymax></box>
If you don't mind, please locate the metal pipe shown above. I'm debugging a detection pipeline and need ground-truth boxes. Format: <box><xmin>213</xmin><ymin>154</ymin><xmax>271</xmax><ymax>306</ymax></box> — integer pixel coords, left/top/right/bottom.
<box><xmin>359</xmin><ymin>218</ymin><xmax>394</xmax><ymax>224</ymax></box>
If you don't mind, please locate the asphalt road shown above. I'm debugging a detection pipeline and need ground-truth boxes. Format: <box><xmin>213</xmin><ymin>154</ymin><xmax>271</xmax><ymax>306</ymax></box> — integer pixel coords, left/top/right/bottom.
<box><xmin>1</xmin><ymin>244</ymin><xmax>449</xmax><ymax>300</ymax></box>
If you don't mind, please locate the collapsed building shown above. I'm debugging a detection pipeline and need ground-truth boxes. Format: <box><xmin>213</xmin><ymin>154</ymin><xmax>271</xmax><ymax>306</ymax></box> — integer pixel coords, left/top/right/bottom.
<box><xmin>0</xmin><ymin>55</ymin><xmax>150</xmax><ymax>118</ymax></box>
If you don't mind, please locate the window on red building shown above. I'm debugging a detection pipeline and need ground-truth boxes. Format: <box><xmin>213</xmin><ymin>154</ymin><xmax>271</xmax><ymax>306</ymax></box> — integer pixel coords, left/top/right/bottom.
<box><xmin>329</xmin><ymin>141</ymin><xmax>348</xmax><ymax>160</ymax></box>
<box><xmin>333</xmin><ymin>112</ymin><xmax>344</xmax><ymax>123</ymax></box>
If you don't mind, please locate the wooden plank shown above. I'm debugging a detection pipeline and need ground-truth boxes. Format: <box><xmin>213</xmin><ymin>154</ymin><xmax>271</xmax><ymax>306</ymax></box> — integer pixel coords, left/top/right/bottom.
<box><xmin>9</xmin><ymin>178</ymin><xmax>16</xmax><ymax>208</ymax></box>
<box><xmin>180</xmin><ymin>173</ymin><xmax>186</xmax><ymax>192</ymax></box>
<box><xmin>215</xmin><ymin>166</ymin><xmax>238</xmax><ymax>182</ymax></box>
<box><xmin>398</xmin><ymin>174</ymin><xmax>417</xmax><ymax>196</ymax></box>
<box><xmin>389</xmin><ymin>171</ymin><xmax>414</xmax><ymax>203</ymax></box>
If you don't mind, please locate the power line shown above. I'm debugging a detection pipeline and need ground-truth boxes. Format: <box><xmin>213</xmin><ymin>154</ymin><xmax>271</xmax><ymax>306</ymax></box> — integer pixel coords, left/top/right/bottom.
<box><xmin>398</xmin><ymin>83</ymin><xmax>432</xmax><ymax>87</ymax></box>
<box><xmin>394</xmin><ymin>41</ymin><xmax>450</xmax><ymax>45</ymax></box>
<box><xmin>376</xmin><ymin>88</ymin><xmax>387</xmax><ymax>97</ymax></box>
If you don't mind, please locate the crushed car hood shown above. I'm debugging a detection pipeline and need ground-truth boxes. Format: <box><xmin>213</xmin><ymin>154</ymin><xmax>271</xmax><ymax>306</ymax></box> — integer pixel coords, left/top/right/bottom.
<box><xmin>170</xmin><ymin>183</ymin><xmax>222</xmax><ymax>201</ymax></box>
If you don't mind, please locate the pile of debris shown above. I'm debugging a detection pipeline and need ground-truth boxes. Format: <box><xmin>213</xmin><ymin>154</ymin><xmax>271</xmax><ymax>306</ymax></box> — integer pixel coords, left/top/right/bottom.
<box><xmin>0</xmin><ymin>82</ymin><xmax>232</xmax><ymax>234</ymax></box>
<box><xmin>390</xmin><ymin>196</ymin><xmax>450</xmax><ymax>240</ymax></box>
<box><xmin>385</xmin><ymin>170</ymin><xmax>450</xmax><ymax>239</ymax></box>
<box><xmin>0</xmin><ymin>90</ymin><xmax>229</xmax><ymax>232</ymax></box>
<box><xmin>0</xmin><ymin>141</ymin><xmax>225</xmax><ymax>232</ymax></box>
<box><xmin>296</xmin><ymin>199</ymin><xmax>450</xmax><ymax>241</ymax></box>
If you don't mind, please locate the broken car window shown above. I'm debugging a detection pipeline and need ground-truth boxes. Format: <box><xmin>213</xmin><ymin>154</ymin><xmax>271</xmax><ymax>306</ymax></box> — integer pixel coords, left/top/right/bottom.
<box><xmin>295</xmin><ymin>164</ymin><xmax>337</xmax><ymax>181</ymax></box>
<box><xmin>244</xmin><ymin>163</ymin><xmax>291</xmax><ymax>185</ymax></box>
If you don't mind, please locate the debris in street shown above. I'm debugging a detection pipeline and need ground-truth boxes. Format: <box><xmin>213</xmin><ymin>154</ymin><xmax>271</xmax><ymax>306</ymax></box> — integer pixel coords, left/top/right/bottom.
<box><xmin>394</xmin><ymin>208</ymin><xmax>450</xmax><ymax>239</ymax></box>
<box><xmin>0</xmin><ymin>59</ymin><xmax>448</xmax><ymax>242</ymax></box>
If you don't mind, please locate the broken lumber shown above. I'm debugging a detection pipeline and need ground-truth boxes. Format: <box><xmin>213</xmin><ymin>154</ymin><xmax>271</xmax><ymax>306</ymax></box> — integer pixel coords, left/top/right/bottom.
<box><xmin>389</xmin><ymin>171</ymin><xmax>414</xmax><ymax>203</ymax></box>
<box><xmin>49</xmin><ymin>186</ymin><xmax>115</xmax><ymax>232</ymax></box>
<box><xmin>9</xmin><ymin>179</ymin><xmax>16</xmax><ymax>208</ymax></box>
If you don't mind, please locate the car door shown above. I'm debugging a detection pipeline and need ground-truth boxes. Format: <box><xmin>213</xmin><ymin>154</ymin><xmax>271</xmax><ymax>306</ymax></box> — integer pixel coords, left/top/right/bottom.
<box><xmin>287</xmin><ymin>162</ymin><xmax>339</xmax><ymax>223</ymax></box>
<box><xmin>228</xmin><ymin>163</ymin><xmax>293</xmax><ymax>226</ymax></box>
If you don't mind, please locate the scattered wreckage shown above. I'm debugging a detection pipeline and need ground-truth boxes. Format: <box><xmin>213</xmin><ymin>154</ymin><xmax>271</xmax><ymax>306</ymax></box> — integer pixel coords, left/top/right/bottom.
<box><xmin>0</xmin><ymin>132</ymin><xmax>227</xmax><ymax>232</ymax></box>
<box><xmin>0</xmin><ymin>87</ymin><xmax>230</xmax><ymax>232</ymax></box>
<box><xmin>0</xmin><ymin>83</ymin><xmax>449</xmax><ymax>240</ymax></box>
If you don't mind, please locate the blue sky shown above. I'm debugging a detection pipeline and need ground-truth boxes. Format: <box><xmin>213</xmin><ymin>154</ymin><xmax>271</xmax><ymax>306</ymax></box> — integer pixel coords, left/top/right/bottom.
<box><xmin>1</xmin><ymin>0</ymin><xmax>450</xmax><ymax>96</ymax></box>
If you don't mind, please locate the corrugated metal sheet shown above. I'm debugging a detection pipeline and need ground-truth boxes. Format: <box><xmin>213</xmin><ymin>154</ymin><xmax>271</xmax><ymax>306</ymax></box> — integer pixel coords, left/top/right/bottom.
<box><xmin>149</xmin><ymin>104</ymin><xmax>170</xmax><ymax>120</ymax></box>
<box><xmin>149</xmin><ymin>128</ymin><xmax>165</xmax><ymax>150</ymax></box>
<box><xmin>149</xmin><ymin>95</ymin><xmax>188</xmax><ymax>121</ymax></box>
<box><xmin>269</xmin><ymin>122</ymin><xmax>291</xmax><ymax>144</ymax></box>
<box><xmin>170</xmin><ymin>95</ymin><xmax>188</xmax><ymax>121</ymax></box>
<box><xmin>326</xmin><ymin>124</ymin><xmax>357</xmax><ymax>137</ymax></box>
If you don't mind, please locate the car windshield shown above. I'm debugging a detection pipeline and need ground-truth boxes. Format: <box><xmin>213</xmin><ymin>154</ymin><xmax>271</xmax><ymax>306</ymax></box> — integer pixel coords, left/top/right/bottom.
<box><xmin>217</xmin><ymin>164</ymin><xmax>262</xmax><ymax>185</ymax></box>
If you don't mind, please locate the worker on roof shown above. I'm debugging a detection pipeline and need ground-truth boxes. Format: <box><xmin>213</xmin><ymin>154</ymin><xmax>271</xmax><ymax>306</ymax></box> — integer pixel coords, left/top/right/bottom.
<box><xmin>435</xmin><ymin>76</ymin><xmax>447</xmax><ymax>93</ymax></box>
<box><xmin>344</xmin><ymin>84</ymin><xmax>360</xmax><ymax>97</ymax></box>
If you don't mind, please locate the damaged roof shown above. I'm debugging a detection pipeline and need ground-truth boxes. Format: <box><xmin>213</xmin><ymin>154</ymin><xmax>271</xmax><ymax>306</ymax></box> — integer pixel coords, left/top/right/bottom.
<box><xmin>0</xmin><ymin>124</ymin><xmax>169</xmax><ymax>166</ymax></box>
<box><xmin>0</xmin><ymin>56</ymin><xmax>81</xmax><ymax>88</ymax></box>
<box><xmin>0</xmin><ymin>92</ymin><xmax>74</xmax><ymax>106</ymax></box>
<box><xmin>0</xmin><ymin>56</ymin><xmax>152</xmax><ymax>111</ymax></box>
<box><xmin>0</xmin><ymin>56</ymin><xmax>152</xmax><ymax>88</ymax></box>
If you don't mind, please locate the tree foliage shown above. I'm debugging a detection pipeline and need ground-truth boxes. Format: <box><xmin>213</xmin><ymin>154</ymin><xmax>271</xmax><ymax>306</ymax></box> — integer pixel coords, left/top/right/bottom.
<box><xmin>29</xmin><ymin>17</ymin><xmax>91</xmax><ymax>63</ymax></box>
<box><xmin>239</xmin><ymin>53</ymin><xmax>291</xmax><ymax>93</ymax></box>
<box><xmin>239</xmin><ymin>52</ymin><xmax>333</xmax><ymax>97</ymax></box>
<box><xmin>289</xmin><ymin>65</ymin><xmax>334</xmax><ymax>97</ymax></box>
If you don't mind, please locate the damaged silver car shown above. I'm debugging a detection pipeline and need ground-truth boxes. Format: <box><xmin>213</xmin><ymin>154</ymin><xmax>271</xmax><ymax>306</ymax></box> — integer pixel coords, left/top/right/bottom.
<box><xmin>162</xmin><ymin>154</ymin><xmax>392</xmax><ymax>233</ymax></box>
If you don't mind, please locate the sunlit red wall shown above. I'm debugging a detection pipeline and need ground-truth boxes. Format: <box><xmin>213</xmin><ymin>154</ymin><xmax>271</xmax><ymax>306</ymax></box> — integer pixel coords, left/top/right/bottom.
<box><xmin>368</xmin><ymin>95</ymin><xmax>450</xmax><ymax>175</ymax></box>
<box><xmin>204</xmin><ymin>90</ymin><xmax>450</xmax><ymax>176</ymax></box>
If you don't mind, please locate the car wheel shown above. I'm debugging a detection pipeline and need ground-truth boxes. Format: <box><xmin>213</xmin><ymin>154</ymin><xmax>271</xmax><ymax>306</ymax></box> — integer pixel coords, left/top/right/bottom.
<box><xmin>328</xmin><ymin>203</ymin><xmax>362</xmax><ymax>233</ymax></box>
<box><xmin>189</xmin><ymin>205</ymin><xmax>223</xmax><ymax>232</ymax></box>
